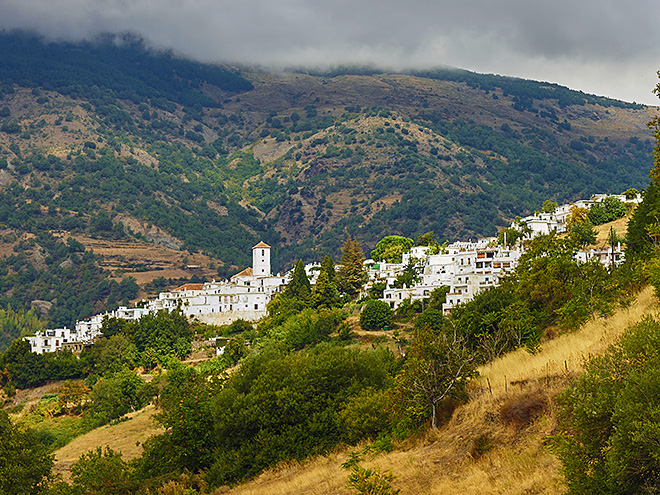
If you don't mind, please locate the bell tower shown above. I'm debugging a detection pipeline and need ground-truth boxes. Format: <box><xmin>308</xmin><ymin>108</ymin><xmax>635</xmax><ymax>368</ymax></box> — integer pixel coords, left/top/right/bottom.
<box><xmin>252</xmin><ymin>241</ymin><xmax>271</xmax><ymax>276</ymax></box>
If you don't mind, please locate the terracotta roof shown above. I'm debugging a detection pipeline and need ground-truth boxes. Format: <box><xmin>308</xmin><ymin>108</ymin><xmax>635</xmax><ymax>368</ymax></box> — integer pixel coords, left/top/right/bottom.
<box><xmin>253</xmin><ymin>241</ymin><xmax>271</xmax><ymax>249</ymax></box>
<box><xmin>174</xmin><ymin>283</ymin><xmax>204</xmax><ymax>292</ymax></box>
<box><xmin>231</xmin><ymin>267</ymin><xmax>253</xmax><ymax>279</ymax></box>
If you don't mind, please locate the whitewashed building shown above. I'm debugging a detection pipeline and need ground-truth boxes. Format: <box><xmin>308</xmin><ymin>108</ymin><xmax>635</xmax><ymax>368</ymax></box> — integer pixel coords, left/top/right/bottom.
<box><xmin>369</xmin><ymin>238</ymin><xmax>523</xmax><ymax>313</ymax></box>
<box><xmin>26</xmin><ymin>327</ymin><xmax>74</xmax><ymax>354</ymax></box>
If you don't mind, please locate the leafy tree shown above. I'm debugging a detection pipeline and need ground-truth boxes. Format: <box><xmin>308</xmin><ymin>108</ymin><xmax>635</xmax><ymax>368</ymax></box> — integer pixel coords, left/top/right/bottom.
<box><xmin>336</xmin><ymin>236</ymin><xmax>367</xmax><ymax>299</ymax></box>
<box><xmin>515</xmin><ymin>234</ymin><xmax>580</xmax><ymax>325</ymax></box>
<box><xmin>368</xmin><ymin>281</ymin><xmax>388</xmax><ymax>300</ymax></box>
<box><xmin>0</xmin><ymin>338</ymin><xmax>45</xmax><ymax>389</ymax></box>
<box><xmin>370</xmin><ymin>236</ymin><xmax>414</xmax><ymax>263</ymax></box>
<box><xmin>126</xmin><ymin>309</ymin><xmax>192</xmax><ymax>356</ymax></box>
<box><xmin>204</xmin><ymin>346</ymin><xmax>395</xmax><ymax>486</ymax></box>
<box><xmin>89</xmin><ymin>211</ymin><xmax>114</xmax><ymax>236</ymax></box>
<box><xmin>311</xmin><ymin>270</ymin><xmax>340</xmax><ymax>309</ymax></box>
<box><xmin>360</xmin><ymin>300</ymin><xmax>393</xmax><ymax>331</ymax></box>
<box><xmin>624</xmin><ymin>188</ymin><xmax>639</xmax><ymax>200</ymax></box>
<box><xmin>0</xmin><ymin>410</ymin><xmax>53</xmax><ymax>494</ymax></box>
<box><xmin>541</xmin><ymin>199</ymin><xmax>558</xmax><ymax>213</ymax></box>
<box><xmin>58</xmin><ymin>380</ymin><xmax>90</xmax><ymax>414</ymax></box>
<box><xmin>414</xmin><ymin>308</ymin><xmax>445</xmax><ymax>332</ymax></box>
<box><xmin>416</xmin><ymin>232</ymin><xmax>446</xmax><ymax>255</ymax></box>
<box><xmin>427</xmin><ymin>286</ymin><xmax>449</xmax><ymax>310</ymax></box>
<box><xmin>224</xmin><ymin>334</ymin><xmax>248</xmax><ymax>365</ymax></box>
<box><xmin>497</xmin><ymin>227</ymin><xmax>524</xmax><ymax>247</ymax></box>
<box><xmin>265</xmin><ymin>260</ymin><xmax>313</xmax><ymax>326</ymax></box>
<box><xmin>566</xmin><ymin>206</ymin><xmax>591</xmax><ymax>231</ymax></box>
<box><xmin>450</xmin><ymin>284</ymin><xmax>519</xmax><ymax>362</ymax></box>
<box><xmin>84</xmin><ymin>370</ymin><xmax>149</xmax><ymax>427</ymax></box>
<box><xmin>393</xmin><ymin>324</ymin><xmax>475</xmax><ymax>429</ymax></box>
<box><xmin>570</xmin><ymin>219</ymin><xmax>597</xmax><ymax>247</ymax></box>
<box><xmin>393</xmin><ymin>257</ymin><xmax>423</xmax><ymax>289</ymax></box>
<box><xmin>566</xmin><ymin>206</ymin><xmax>596</xmax><ymax>246</ymax></box>
<box><xmin>416</xmin><ymin>231</ymin><xmax>437</xmax><ymax>247</ymax></box>
<box><xmin>589</xmin><ymin>197</ymin><xmax>628</xmax><ymax>226</ymax></box>
<box><xmin>281</xmin><ymin>308</ymin><xmax>343</xmax><ymax>350</ymax></box>
<box><xmin>91</xmin><ymin>334</ymin><xmax>139</xmax><ymax>375</ymax></box>
<box><xmin>140</xmin><ymin>365</ymin><xmax>221</xmax><ymax>477</ymax></box>
<box><xmin>605</xmin><ymin>197</ymin><xmax>626</xmax><ymax>221</ymax></box>
<box><xmin>588</xmin><ymin>202</ymin><xmax>609</xmax><ymax>225</ymax></box>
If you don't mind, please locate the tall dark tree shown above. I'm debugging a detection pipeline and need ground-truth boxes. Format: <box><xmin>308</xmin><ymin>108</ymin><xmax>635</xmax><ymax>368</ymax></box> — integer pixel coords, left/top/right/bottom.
<box><xmin>627</xmin><ymin>75</ymin><xmax>660</xmax><ymax>260</ymax></box>
<box><xmin>311</xmin><ymin>271</ymin><xmax>339</xmax><ymax>309</ymax></box>
<box><xmin>336</xmin><ymin>235</ymin><xmax>367</xmax><ymax>299</ymax></box>
<box><xmin>283</xmin><ymin>260</ymin><xmax>311</xmax><ymax>302</ymax></box>
<box><xmin>320</xmin><ymin>255</ymin><xmax>336</xmax><ymax>284</ymax></box>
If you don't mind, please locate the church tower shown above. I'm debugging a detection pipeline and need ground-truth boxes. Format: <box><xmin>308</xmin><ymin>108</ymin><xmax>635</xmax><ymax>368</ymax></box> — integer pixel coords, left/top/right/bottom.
<box><xmin>252</xmin><ymin>241</ymin><xmax>271</xmax><ymax>277</ymax></box>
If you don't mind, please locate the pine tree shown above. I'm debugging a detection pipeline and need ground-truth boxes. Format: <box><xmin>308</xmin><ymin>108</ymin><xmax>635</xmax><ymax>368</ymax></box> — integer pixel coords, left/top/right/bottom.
<box><xmin>311</xmin><ymin>270</ymin><xmax>339</xmax><ymax>309</ymax></box>
<box><xmin>320</xmin><ymin>255</ymin><xmax>336</xmax><ymax>284</ymax></box>
<box><xmin>283</xmin><ymin>260</ymin><xmax>311</xmax><ymax>302</ymax></box>
<box><xmin>336</xmin><ymin>236</ymin><xmax>367</xmax><ymax>299</ymax></box>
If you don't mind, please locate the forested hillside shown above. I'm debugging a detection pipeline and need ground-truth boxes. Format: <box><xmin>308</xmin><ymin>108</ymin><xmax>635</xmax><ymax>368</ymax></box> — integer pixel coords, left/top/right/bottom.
<box><xmin>0</xmin><ymin>31</ymin><xmax>655</xmax><ymax>342</ymax></box>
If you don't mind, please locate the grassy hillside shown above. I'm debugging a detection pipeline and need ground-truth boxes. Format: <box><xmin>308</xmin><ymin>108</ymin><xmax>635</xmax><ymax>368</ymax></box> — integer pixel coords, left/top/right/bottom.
<box><xmin>220</xmin><ymin>286</ymin><xmax>656</xmax><ymax>495</ymax></box>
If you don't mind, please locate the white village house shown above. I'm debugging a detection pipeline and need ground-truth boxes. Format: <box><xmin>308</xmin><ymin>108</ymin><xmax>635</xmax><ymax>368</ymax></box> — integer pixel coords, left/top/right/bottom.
<box><xmin>513</xmin><ymin>193</ymin><xmax>641</xmax><ymax>239</ymax></box>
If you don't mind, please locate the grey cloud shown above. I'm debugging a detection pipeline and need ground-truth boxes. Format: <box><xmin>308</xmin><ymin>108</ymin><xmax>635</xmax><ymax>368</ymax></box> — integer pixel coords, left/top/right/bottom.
<box><xmin>0</xmin><ymin>0</ymin><xmax>659</xmax><ymax>104</ymax></box>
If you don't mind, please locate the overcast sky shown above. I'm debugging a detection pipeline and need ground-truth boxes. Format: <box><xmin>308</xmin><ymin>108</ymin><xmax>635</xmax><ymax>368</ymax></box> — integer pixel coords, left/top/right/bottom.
<box><xmin>1</xmin><ymin>0</ymin><xmax>659</xmax><ymax>105</ymax></box>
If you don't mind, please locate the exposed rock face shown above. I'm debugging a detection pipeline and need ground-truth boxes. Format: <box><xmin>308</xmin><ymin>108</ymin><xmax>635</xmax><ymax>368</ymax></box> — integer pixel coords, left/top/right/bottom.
<box><xmin>253</xmin><ymin>140</ymin><xmax>293</xmax><ymax>164</ymax></box>
<box><xmin>59</xmin><ymin>258</ymin><xmax>74</xmax><ymax>269</ymax></box>
<box><xmin>31</xmin><ymin>300</ymin><xmax>53</xmax><ymax>319</ymax></box>
<box><xmin>115</xmin><ymin>215</ymin><xmax>182</xmax><ymax>251</ymax></box>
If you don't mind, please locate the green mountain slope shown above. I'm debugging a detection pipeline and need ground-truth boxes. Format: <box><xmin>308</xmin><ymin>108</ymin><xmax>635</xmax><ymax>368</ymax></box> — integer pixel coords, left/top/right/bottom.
<box><xmin>0</xmin><ymin>32</ymin><xmax>655</xmax><ymax>342</ymax></box>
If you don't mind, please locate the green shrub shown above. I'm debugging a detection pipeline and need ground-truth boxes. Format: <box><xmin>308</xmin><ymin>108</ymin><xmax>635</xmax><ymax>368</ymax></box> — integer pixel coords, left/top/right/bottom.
<box><xmin>552</xmin><ymin>316</ymin><xmax>660</xmax><ymax>494</ymax></box>
<box><xmin>360</xmin><ymin>300</ymin><xmax>393</xmax><ymax>331</ymax></box>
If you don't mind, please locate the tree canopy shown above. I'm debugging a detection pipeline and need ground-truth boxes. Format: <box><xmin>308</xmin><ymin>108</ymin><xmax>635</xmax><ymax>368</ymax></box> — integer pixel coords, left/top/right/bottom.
<box><xmin>370</xmin><ymin>236</ymin><xmax>415</xmax><ymax>263</ymax></box>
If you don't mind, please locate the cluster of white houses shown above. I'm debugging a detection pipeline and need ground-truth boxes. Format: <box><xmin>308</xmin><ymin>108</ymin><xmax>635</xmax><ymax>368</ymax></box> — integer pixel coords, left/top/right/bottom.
<box><xmin>26</xmin><ymin>242</ymin><xmax>288</xmax><ymax>354</ymax></box>
<box><xmin>511</xmin><ymin>193</ymin><xmax>641</xmax><ymax>238</ymax></box>
<box><xmin>368</xmin><ymin>239</ymin><xmax>523</xmax><ymax>313</ymax></box>
<box><xmin>26</xmin><ymin>194</ymin><xmax>637</xmax><ymax>354</ymax></box>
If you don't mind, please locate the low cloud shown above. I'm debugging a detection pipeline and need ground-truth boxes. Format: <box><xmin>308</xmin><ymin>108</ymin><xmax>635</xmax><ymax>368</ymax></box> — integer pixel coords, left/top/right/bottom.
<box><xmin>1</xmin><ymin>0</ymin><xmax>659</xmax><ymax>104</ymax></box>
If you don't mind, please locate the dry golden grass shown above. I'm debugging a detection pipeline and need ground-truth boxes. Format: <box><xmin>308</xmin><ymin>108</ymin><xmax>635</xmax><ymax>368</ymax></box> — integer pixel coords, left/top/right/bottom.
<box><xmin>52</xmin><ymin>404</ymin><xmax>164</xmax><ymax>480</ymax></box>
<box><xmin>478</xmin><ymin>286</ymin><xmax>657</xmax><ymax>396</ymax></box>
<box><xmin>589</xmin><ymin>212</ymin><xmax>632</xmax><ymax>250</ymax></box>
<box><xmin>226</xmin><ymin>287</ymin><xmax>658</xmax><ymax>495</ymax></box>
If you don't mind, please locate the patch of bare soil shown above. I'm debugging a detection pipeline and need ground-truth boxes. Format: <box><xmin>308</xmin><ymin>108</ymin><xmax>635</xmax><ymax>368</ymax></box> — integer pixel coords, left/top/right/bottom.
<box><xmin>8</xmin><ymin>381</ymin><xmax>64</xmax><ymax>408</ymax></box>
<box><xmin>253</xmin><ymin>139</ymin><xmax>294</xmax><ymax>164</ymax></box>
